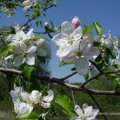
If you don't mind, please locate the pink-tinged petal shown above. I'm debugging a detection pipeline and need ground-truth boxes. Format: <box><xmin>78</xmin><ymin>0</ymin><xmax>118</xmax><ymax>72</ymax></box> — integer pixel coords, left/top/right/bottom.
<box><xmin>61</xmin><ymin>21</ymin><xmax>75</xmax><ymax>35</ymax></box>
<box><xmin>75</xmin><ymin>57</ymin><xmax>89</xmax><ymax>76</ymax></box>
<box><xmin>71</xmin><ymin>16</ymin><xmax>81</xmax><ymax>29</ymax></box>
<box><xmin>84</xmin><ymin>47</ymin><xmax>100</xmax><ymax>60</ymax></box>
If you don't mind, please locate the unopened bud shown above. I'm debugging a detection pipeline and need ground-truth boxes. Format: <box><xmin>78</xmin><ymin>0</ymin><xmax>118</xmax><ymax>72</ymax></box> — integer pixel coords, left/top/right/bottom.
<box><xmin>44</xmin><ymin>22</ymin><xmax>49</xmax><ymax>28</ymax></box>
<box><xmin>71</xmin><ymin>16</ymin><xmax>80</xmax><ymax>29</ymax></box>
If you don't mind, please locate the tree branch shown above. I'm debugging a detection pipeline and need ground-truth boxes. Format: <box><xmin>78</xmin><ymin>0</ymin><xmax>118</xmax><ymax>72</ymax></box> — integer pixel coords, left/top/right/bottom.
<box><xmin>81</xmin><ymin>70</ymin><xmax>120</xmax><ymax>88</ymax></box>
<box><xmin>0</xmin><ymin>67</ymin><xmax>120</xmax><ymax>96</ymax></box>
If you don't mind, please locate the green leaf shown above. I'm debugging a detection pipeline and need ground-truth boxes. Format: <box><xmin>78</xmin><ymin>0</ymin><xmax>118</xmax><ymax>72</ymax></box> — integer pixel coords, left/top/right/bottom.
<box><xmin>15</xmin><ymin>112</ymin><xmax>38</xmax><ymax>120</ymax></box>
<box><xmin>0</xmin><ymin>45</ymin><xmax>13</xmax><ymax>57</ymax></box>
<box><xmin>93</xmin><ymin>22</ymin><xmax>103</xmax><ymax>36</ymax></box>
<box><xmin>55</xmin><ymin>95</ymin><xmax>75</xmax><ymax>116</ymax></box>
<box><xmin>59</xmin><ymin>61</ymin><xmax>73</xmax><ymax>67</ymax></box>
<box><xmin>83</xmin><ymin>24</ymin><xmax>93</xmax><ymax>34</ymax></box>
<box><xmin>23</xmin><ymin>65</ymin><xmax>35</xmax><ymax>80</ymax></box>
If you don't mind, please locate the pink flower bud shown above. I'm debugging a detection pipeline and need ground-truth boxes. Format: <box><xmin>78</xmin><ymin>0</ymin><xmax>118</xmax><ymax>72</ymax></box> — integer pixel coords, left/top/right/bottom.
<box><xmin>71</xmin><ymin>16</ymin><xmax>80</xmax><ymax>29</ymax></box>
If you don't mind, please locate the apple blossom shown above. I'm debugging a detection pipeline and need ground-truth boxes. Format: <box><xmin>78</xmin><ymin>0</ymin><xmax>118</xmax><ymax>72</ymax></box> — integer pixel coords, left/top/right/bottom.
<box><xmin>71</xmin><ymin>16</ymin><xmax>80</xmax><ymax>29</ymax></box>
<box><xmin>70</xmin><ymin>103</ymin><xmax>99</xmax><ymax>120</ymax></box>
<box><xmin>53</xmin><ymin>19</ymin><xmax>99</xmax><ymax>75</ymax></box>
<box><xmin>75</xmin><ymin>35</ymin><xmax>100</xmax><ymax>75</ymax></box>
<box><xmin>23</xmin><ymin>0</ymin><xmax>38</xmax><ymax>12</ymax></box>
<box><xmin>29</xmin><ymin>90</ymin><xmax>41</xmax><ymax>104</ymax></box>
<box><xmin>14</xmin><ymin>101</ymin><xmax>33</xmax><ymax>117</ymax></box>
<box><xmin>53</xmin><ymin>21</ymin><xmax>82</xmax><ymax>62</ymax></box>
<box><xmin>40</xmin><ymin>90</ymin><xmax>54</xmax><ymax>108</ymax></box>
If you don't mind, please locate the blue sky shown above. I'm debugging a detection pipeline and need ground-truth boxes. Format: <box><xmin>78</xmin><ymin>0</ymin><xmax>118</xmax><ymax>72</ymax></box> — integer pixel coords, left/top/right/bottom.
<box><xmin>0</xmin><ymin>0</ymin><xmax>120</xmax><ymax>82</ymax></box>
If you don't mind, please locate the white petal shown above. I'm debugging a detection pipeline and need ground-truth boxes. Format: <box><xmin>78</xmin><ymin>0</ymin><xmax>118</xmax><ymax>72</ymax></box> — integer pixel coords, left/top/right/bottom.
<box><xmin>20</xmin><ymin>92</ymin><xmax>29</xmax><ymax>102</ymax></box>
<box><xmin>25</xmin><ymin>53</ymin><xmax>35</xmax><ymax>65</ymax></box>
<box><xmin>10</xmin><ymin>90</ymin><xmax>18</xmax><ymax>103</ymax></box>
<box><xmin>74</xmin><ymin>105</ymin><xmax>83</xmax><ymax>117</ymax></box>
<box><xmin>61</xmin><ymin>21</ymin><xmax>75</xmax><ymax>35</ymax></box>
<box><xmin>13</xmin><ymin>55</ymin><xmax>25</xmax><ymax>67</ymax></box>
<box><xmin>75</xmin><ymin>57</ymin><xmax>89</xmax><ymax>75</ymax></box>
<box><xmin>52</xmin><ymin>34</ymin><xmax>68</xmax><ymax>47</ymax></box>
<box><xmin>43</xmin><ymin>90</ymin><xmax>54</xmax><ymax>102</ymax></box>
<box><xmin>18</xmin><ymin>102</ymin><xmax>33</xmax><ymax>117</ymax></box>
<box><xmin>26</xmin><ymin>28</ymin><xmax>34</xmax><ymax>39</ymax></box>
<box><xmin>27</xmin><ymin>46</ymin><xmax>37</xmax><ymax>53</ymax></box>
<box><xmin>29</xmin><ymin>90</ymin><xmax>41</xmax><ymax>104</ymax></box>
<box><xmin>84</xmin><ymin>47</ymin><xmax>100</xmax><ymax>60</ymax></box>
<box><xmin>41</xmin><ymin>102</ymin><xmax>50</xmax><ymax>108</ymax></box>
<box><xmin>83</xmin><ymin>103</ymin><xmax>89</xmax><ymax>112</ymax></box>
<box><xmin>73</xmin><ymin>26</ymin><xmax>82</xmax><ymax>41</ymax></box>
<box><xmin>16</xmin><ymin>30</ymin><xmax>26</xmax><ymax>41</ymax></box>
<box><xmin>15</xmin><ymin>42</ymin><xmax>27</xmax><ymax>54</ymax></box>
<box><xmin>56</xmin><ymin>45</ymin><xmax>76</xmax><ymax>63</ymax></box>
<box><xmin>84</xmin><ymin>105</ymin><xmax>99</xmax><ymax>119</ymax></box>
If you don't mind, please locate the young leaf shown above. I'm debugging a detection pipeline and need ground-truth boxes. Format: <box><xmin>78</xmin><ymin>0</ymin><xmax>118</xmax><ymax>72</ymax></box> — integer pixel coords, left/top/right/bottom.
<box><xmin>93</xmin><ymin>22</ymin><xmax>103</xmax><ymax>36</ymax></box>
<box><xmin>23</xmin><ymin>65</ymin><xmax>35</xmax><ymax>80</ymax></box>
<box><xmin>83</xmin><ymin>24</ymin><xmax>93</xmax><ymax>34</ymax></box>
<box><xmin>0</xmin><ymin>45</ymin><xmax>13</xmax><ymax>57</ymax></box>
<box><xmin>15</xmin><ymin>112</ymin><xmax>38</xmax><ymax>120</ymax></box>
<box><xmin>55</xmin><ymin>95</ymin><xmax>75</xmax><ymax>116</ymax></box>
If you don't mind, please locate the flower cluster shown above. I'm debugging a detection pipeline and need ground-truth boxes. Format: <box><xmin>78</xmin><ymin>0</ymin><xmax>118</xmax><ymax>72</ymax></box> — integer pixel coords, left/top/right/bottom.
<box><xmin>53</xmin><ymin>17</ymin><xmax>100</xmax><ymax>76</ymax></box>
<box><xmin>10</xmin><ymin>85</ymin><xmax>54</xmax><ymax>117</ymax></box>
<box><xmin>23</xmin><ymin>0</ymin><xmax>38</xmax><ymax>12</ymax></box>
<box><xmin>70</xmin><ymin>103</ymin><xmax>99</xmax><ymax>120</ymax></box>
<box><xmin>1</xmin><ymin>27</ymin><xmax>50</xmax><ymax>68</ymax></box>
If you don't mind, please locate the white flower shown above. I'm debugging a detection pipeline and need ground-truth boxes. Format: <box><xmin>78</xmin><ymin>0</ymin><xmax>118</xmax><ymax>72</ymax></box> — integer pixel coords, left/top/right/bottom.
<box><xmin>101</xmin><ymin>31</ymin><xmax>118</xmax><ymax>49</ymax></box>
<box><xmin>53</xmin><ymin>21</ymin><xmax>99</xmax><ymax>75</ymax></box>
<box><xmin>7</xmin><ymin>29</ymin><xmax>34</xmax><ymax>44</ymax></box>
<box><xmin>41</xmin><ymin>90</ymin><xmax>54</xmax><ymax>108</ymax></box>
<box><xmin>10</xmin><ymin>86</ymin><xmax>23</xmax><ymax>103</ymax></box>
<box><xmin>23</xmin><ymin>0</ymin><xmax>38</xmax><ymax>11</ymax></box>
<box><xmin>29</xmin><ymin>90</ymin><xmax>41</xmax><ymax>104</ymax></box>
<box><xmin>13</xmin><ymin>45</ymin><xmax>37</xmax><ymax>67</ymax></box>
<box><xmin>14</xmin><ymin>101</ymin><xmax>33</xmax><ymax>117</ymax></box>
<box><xmin>53</xmin><ymin>21</ymin><xmax>82</xmax><ymax>62</ymax></box>
<box><xmin>75</xmin><ymin>35</ymin><xmax>100</xmax><ymax>75</ymax></box>
<box><xmin>70</xmin><ymin>104</ymin><xmax>99</xmax><ymax>120</ymax></box>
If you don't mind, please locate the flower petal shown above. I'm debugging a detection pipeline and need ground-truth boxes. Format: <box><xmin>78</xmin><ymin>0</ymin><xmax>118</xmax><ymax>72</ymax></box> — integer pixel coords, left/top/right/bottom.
<box><xmin>25</xmin><ymin>53</ymin><xmax>35</xmax><ymax>65</ymax></box>
<box><xmin>74</xmin><ymin>105</ymin><xmax>83</xmax><ymax>117</ymax></box>
<box><xmin>84</xmin><ymin>47</ymin><xmax>100</xmax><ymax>60</ymax></box>
<box><xmin>61</xmin><ymin>21</ymin><xmax>75</xmax><ymax>35</ymax></box>
<box><xmin>75</xmin><ymin>57</ymin><xmax>89</xmax><ymax>75</ymax></box>
<box><xmin>52</xmin><ymin>34</ymin><xmax>68</xmax><ymax>47</ymax></box>
<box><xmin>20</xmin><ymin>91</ymin><xmax>29</xmax><ymax>102</ymax></box>
<box><xmin>73</xmin><ymin>26</ymin><xmax>82</xmax><ymax>41</ymax></box>
<box><xmin>29</xmin><ymin>90</ymin><xmax>41</xmax><ymax>104</ymax></box>
<box><xmin>13</xmin><ymin>55</ymin><xmax>25</xmax><ymax>67</ymax></box>
<box><xmin>41</xmin><ymin>102</ymin><xmax>50</xmax><ymax>108</ymax></box>
<box><xmin>27</xmin><ymin>46</ymin><xmax>37</xmax><ymax>53</ymax></box>
<box><xmin>43</xmin><ymin>90</ymin><xmax>54</xmax><ymax>102</ymax></box>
